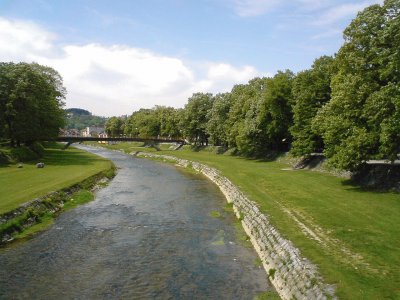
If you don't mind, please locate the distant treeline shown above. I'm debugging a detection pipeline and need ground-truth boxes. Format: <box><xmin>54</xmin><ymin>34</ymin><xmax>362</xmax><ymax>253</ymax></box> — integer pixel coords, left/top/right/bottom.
<box><xmin>65</xmin><ymin>108</ymin><xmax>107</xmax><ymax>131</ymax></box>
<box><xmin>106</xmin><ymin>1</ymin><xmax>399</xmax><ymax>172</ymax></box>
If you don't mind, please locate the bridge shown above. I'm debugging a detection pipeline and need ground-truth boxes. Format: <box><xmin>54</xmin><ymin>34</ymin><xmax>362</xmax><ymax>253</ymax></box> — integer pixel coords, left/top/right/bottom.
<box><xmin>55</xmin><ymin>136</ymin><xmax>186</xmax><ymax>150</ymax></box>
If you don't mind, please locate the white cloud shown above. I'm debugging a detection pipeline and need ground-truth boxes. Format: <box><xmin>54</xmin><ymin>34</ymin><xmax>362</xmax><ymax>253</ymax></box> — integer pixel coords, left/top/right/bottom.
<box><xmin>193</xmin><ymin>63</ymin><xmax>259</xmax><ymax>93</ymax></box>
<box><xmin>0</xmin><ymin>17</ymin><xmax>263</xmax><ymax>116</ymax></box>
<box><xmin>229</xmin><ymin>0</ymin><xmax>383</xmax><ymax>22</ymax></box>
<box><xmin>0</xmin><ymin>18</ymin><xmax>56</xmax><ymax>61</ymax></box>
<box><xmin>232</xmin><ymin>0</ymin><xmax>281</xmax><ymax>17</ymax></box>
<box><xmin>311</xmin><ymin>28</ymin><xmax>342</xmax><ymax>40</ymax></box>
<box><xmin>229</xmin><ymin>0</ymin><xmax>333</xmax><ymax>17</ymax></box>
<box><xmin>313</xmin><ymin>0</ymin><xmax>383</xmax><ymax>25</ymax></box>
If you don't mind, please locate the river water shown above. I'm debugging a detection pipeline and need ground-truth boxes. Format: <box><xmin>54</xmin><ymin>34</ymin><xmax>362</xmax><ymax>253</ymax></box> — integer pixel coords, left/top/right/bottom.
<box><xmin>0</xmin><ymin>146</ymin><xmax>271</xmax><ymax>299</ymax></box>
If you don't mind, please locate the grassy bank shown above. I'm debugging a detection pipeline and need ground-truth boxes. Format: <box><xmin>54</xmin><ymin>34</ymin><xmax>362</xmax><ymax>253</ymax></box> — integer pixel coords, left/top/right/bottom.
<box><xmin>0</xmin><ymin>143</ymin><xmax>114</xmax><ymax>242</ymax></box>
<box><xmin>0</xmin><ymin>143</ymin><xmax>113</xmax><ymax>214</ymax></box>
<box><xmin>94</xmin><ymin>142</ymin><xmax>399</xmax><ymax>299</ymax></box>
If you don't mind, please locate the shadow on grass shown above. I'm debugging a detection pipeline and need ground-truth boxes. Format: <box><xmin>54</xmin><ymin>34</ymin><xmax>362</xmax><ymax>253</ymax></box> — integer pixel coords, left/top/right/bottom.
<box><xmin>340</xmin><ymin>179</ymin><xmax>398</xmax><ymax>194</ymax></box>
<box><xmin>0</xmin><ymin>162</ymin><xmax>11</xmax><ymax>168</ymax></box>
<box><xmin>238</xmin><ymin>151</ymin><xmax>284</xmax><ymax>163</ymax></box>
<box><xmin>42</xmin><ymin>144</ymin><xmax>103</xmax><ymax>167</ymax></box>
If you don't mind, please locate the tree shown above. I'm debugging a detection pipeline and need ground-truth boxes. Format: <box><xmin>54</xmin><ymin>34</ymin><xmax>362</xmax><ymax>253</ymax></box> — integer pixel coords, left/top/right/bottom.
<box><xmin>105</xmin><ymin>116</ymin><xmax>124</xmax><ymax>137</ymax></box>
<box><xmin>225</xmin><ymin>72</ymin><xmax>293</xmax><ymax>156</ymax></box>
<box><xmin>181</xmin><ymin>93</ymin><xmax>213</xmax><ymax>145</ymax></box>
<box><xmin>226</xmin><ymin>83</ymin><xmax>255</xmax><ymax>150</ymax></box>
<box><xmin>313</xmin><ymin>0</ymin><xmax>400</xmax><ymax>171</ymax></box>
<box><xmin>154</xmin><ymin>106</ymin><xmax>181</xmax><ymax>138</ymax></box>
<box><xmin>290</xmin><ymin>56</ymin><xmax>336</xmax><ymax>156</ymax></box>
<box><xmin>257</xmin><ymin>70</ymin><xmax>294</xmax><ymax>152</ymax></box>
<box><xmin>230</xmin><ymin>78</ymin><xmax>266</xmax><ymax>156</ymax></box>
<box><xmin>0</xmin><ymin>63</ymin><xmax>14</xmax><ymax>140</ymax></box>
<box><xmin>0</xmin><ymin>62</ymin><xmax>66</xmax><ymax>146</ymax></box>
<box><xmin>124</xmin><ymin>109</ymin><xmax>160</xmax><ymax>138</ymax></box>
<box><xmin>206</xmin><ymin>93</ymin><xmax>232</xmax><ymax>146</ymax></box>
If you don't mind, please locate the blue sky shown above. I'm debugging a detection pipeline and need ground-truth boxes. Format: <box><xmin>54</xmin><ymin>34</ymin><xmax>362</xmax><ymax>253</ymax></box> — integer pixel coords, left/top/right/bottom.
<box><xmin>0</xmin><ymin>0</ymin><xmax>383</xmax><ymax>116</ymax></box>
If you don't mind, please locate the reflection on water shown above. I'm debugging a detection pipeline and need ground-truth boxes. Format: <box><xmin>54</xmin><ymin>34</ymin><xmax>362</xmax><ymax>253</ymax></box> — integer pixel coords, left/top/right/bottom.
<box><xmin>0</xmin><ymin>146</ymin><xmax>271</xmax><ymax>299</ymax></box>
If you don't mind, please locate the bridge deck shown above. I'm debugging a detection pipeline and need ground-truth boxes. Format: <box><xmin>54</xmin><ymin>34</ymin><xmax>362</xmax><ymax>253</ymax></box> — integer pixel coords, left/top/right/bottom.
<box><xmin>56</xmin><ymin>136</ymin><xmax>185</xmax><ymax>144</ymax></box>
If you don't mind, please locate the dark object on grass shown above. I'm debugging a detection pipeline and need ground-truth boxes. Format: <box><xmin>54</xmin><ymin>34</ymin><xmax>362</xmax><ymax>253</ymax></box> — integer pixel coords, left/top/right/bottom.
<box><xmin>36</xmin><ymin>162</ymin><xmax>45</xmax><ymax>168</ymax></box>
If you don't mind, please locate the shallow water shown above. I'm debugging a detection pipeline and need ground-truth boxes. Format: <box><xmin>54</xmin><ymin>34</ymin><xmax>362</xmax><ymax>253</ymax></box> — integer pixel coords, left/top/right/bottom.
<box><xmin>0</xmin><ymin>146</ymin><xmax>271</xmax><ymax>299</ymax></box>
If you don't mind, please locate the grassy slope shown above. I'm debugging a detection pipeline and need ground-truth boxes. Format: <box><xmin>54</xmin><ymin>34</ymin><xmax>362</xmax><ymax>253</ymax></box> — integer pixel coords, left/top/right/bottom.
<box><xmin>0</xmin><ymin>143</ymin><xmax>112</xmax><ymax>214</ymax></box>
<box><xmin>98</xmin><ymin>142</ymin><xmax>399</xmax><ymax>299</ymax></box>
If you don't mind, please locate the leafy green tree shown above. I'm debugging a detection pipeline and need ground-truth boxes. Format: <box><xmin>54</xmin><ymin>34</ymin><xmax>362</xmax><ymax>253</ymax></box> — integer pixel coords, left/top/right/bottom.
<box><xmin>125</xmin><ymin>109</ymin><xmax>160</xmax><ymax>138</ymax></box>
<box><xmin>206</xmin><ymin>93</ymin><xmax>232</xmax><ymax>146</ymax></box>
<box><xmin>0</xmin><ymin>63</ymin><xmax>14</xmax><ymax>140</ymax></box>
<box><xmin>256</xmin><ymin>70</ymin><xmax>294</xmax><ymax>152</ymax></box>
<box><xmin>105</xmin><ymin>116</ymin><xmax>124</xmax><ymax>137</ymax></box>
<box><xmin>290</xmin><ymin>56</ymin><xmax>336</xmax><ymax>156</ymax></box>
<box><xmin>154</xmin><ymin>106</ymin><xmax>182</xmax><ymax>138</ymax></box>
<box><xmin>0</xmin><ymin>62</ymin><xmax>66</xmax><ymax>146</ymax></box>
<box><xmin>226</xmin><ymin>72</ymin><xmax>293</xmax><ymax>156</ymax></box>
<box><xmin>226</xmin><ymin>79</ymin><xmax>265</xmax><ymax>154</ymax></box>
<box><xmin>181</xmin><ymin>93</ymin><xmax>213</xmax><ymax>145</ymax></box>
<box><xmin>231</xmin><ymin>78</ymin><xmax>266</xmax><ymax>155</ymax></box>
<box><xmin>313</xmin><ymin>0</ymin><xmax>400</xmax><ymax>170</ymax></box>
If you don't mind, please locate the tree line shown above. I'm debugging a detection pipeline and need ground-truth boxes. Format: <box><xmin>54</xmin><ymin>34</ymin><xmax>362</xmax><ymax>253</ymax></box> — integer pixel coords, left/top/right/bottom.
<box><xmin>106</xmin><ymin>0</ymin><xmax>399</xmax><ymax>172</ymax></box>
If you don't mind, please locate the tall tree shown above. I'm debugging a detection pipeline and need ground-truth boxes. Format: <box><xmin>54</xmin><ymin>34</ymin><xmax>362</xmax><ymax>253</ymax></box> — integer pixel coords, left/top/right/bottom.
<box><xmin>290</xmin><ymin>56</ymin><xmax>336</xmax><ymax>156</ymax></box>
<box><xmin>154</xmin><ymin>106</ymin><xmax>181</xmax><ymax>138</ymax></box>
<box><xmin>125</xmin><ymin>109</ymin><xmax>160</xmax><ymax>138</ymax></box>
<box><xmin>206</xmin><ymin>93</ymin><xmax>232</xmax><ymax>146</ymax></box>
<box><xmin>105</xmin><ymin>116</ymin><xmax>124</xmax><ymax>137</ymax></box>
<box><xmin>227</xmin><ymin>78</ymin><xmax>265</xmax><ymax>155</ymax></box>
<box><xmin>256</xmin><ymin>70</ymin><xmax>294</xmax><ymax>152</ymax></box>
<box><xmin>0</xmin><ymin>62</ymin><xmax>66</xmax><ymax>146</ymax></box>
<box><xmin>313</xmin><ymin>0</ymin><xmax>400</xmax><ymax>170</ymax></box>
<box><xmin>181</xmin><ymin>93</ymin><xmax>213</xmax><ymax>145</ymax></box>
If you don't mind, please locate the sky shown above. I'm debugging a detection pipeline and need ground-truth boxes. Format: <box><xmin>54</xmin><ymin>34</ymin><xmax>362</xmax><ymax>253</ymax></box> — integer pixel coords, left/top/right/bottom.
<box><xmin>0</xmin><ymin>0</ymin><xmax>383</xmax><ymax>116</ymax></box>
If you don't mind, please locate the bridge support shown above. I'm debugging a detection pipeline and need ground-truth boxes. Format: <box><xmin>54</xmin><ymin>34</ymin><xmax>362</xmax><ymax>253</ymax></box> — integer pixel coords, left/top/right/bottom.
<box><xmin>173</xmin><ymin>143</ymin><xmax>184</xmax><ymax>150</ymax></box>
<box><xmin>63</xmin><ymin>141</ymin><xmax>74</xmax><ymax>150</ymax></box>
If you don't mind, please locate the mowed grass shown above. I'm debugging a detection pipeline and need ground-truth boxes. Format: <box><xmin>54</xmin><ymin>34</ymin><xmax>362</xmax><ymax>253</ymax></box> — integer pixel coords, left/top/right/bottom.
<box><xmin>98</xmin><ymin>142</ymin><xmax>400</xmax><ymax>299</ymax></box>
<box><xmin>0</xmin><ymin>143</ymin><xmax>112</xmax><ymax>214</ymax></box>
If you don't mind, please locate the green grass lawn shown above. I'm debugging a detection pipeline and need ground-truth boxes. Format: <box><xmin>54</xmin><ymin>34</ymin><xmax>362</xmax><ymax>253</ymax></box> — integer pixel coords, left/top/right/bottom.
<box><xmin>96</xmin><ymin>142</ymin><xmax>400</xmax><ymax>299</ymax></box>
<box><xmin>0</xmin><ymin>143</ymin><xmax>112</xmax><ymax>214</ymax></box>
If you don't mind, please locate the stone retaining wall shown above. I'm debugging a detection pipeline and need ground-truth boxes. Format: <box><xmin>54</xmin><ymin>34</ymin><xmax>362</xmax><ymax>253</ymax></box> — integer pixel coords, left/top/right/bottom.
<box><xmin>135</xmin><ymin>152</ymin><xmax>336</xmax><ymax>300</ymax></box>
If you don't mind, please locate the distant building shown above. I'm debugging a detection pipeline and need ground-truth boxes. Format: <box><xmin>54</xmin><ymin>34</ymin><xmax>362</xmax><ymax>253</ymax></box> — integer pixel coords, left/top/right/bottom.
<box><xmin>81</xmin><ymin>126</ymin><xmax>107</xmax><ymax>137</ymax></box>
<box><xmin>60</xmin><ymin>128</ymin><xmax>80</xmax><ymax>137</ymax></box>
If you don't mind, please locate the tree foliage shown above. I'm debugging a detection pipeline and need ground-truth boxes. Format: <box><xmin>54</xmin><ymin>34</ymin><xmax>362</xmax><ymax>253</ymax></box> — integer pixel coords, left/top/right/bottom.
<box><xmin>181</xmin><ymin>93</ymin><xmax>213</xmax><ymax>145</ymax></box>
<box><xmin>206</xmin><ymin>93</ymin><xmax>232</xmax><ymax>146</ymax></box>
<box><xmin>119</xmin><ymin>1</ymin><xmax>398</xmax><ymax>172</ymax></box>
<box><xmin>105</xmin><ymin>116</ymin><xmax>125</xmax><ymax>137</ymax></box>
<box><xmin>0</xmin><ymin>62</ymin><xmax>66</xmax><ymax>146</ymax></box>
<box><xmin>290</xmin><ymin>56</ymin><xmax>336</xmax><ymax>156</ymax></box>
<box><xmin>124</xmin><ymin>106</ymin><xmax>182</xmax><ymax>138</ymax></box>
<box><xmin>313</xmin><ymin>0</ymin><xmax>400</xmax><ymax>170</ymax></box>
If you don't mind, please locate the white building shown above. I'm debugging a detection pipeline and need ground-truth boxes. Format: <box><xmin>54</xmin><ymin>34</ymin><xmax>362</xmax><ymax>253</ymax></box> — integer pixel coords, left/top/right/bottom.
<box><xmin>81</xmin><ymin>126</ymin><xmax>106</xmax><ymax>137</ymax></box>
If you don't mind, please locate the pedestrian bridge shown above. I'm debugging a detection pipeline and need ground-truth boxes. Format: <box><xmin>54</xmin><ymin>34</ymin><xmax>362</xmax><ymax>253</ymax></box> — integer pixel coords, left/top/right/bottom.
<box><xmin>56</xmin><ymin>136</ymin><xmax>186</xmax><ymax>150</ymax></box>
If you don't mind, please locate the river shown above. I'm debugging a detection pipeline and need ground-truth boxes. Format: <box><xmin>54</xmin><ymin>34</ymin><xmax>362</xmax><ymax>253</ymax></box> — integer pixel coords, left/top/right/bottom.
<box><xmin>0</xmin><ymin>146</ymin><xmax>271</xmax><ymax>299</ymax></box>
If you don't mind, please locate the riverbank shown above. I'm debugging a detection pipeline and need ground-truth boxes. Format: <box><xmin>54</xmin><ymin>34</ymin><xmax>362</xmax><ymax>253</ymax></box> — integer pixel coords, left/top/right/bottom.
<box><xmin>0</xmin><ymin>143</ymin><xmax>115</xmax><ymax>244</ymax></box>
<box><xmin>135</xmin><ymin>151</ymin><xmax>336</xmax><ymax>300</ymax></box>
<box><xmin>93</xmin><ymin>142</ymin><xmax>400</xmax><ymax>299</ymax></box>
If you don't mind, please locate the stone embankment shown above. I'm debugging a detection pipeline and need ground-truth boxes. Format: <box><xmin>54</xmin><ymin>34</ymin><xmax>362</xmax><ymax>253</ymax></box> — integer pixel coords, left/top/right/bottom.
<box><xmin>135</xmin><ymin>152</ymin><xmax>336</xmax><ymax>300</ymax></box>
